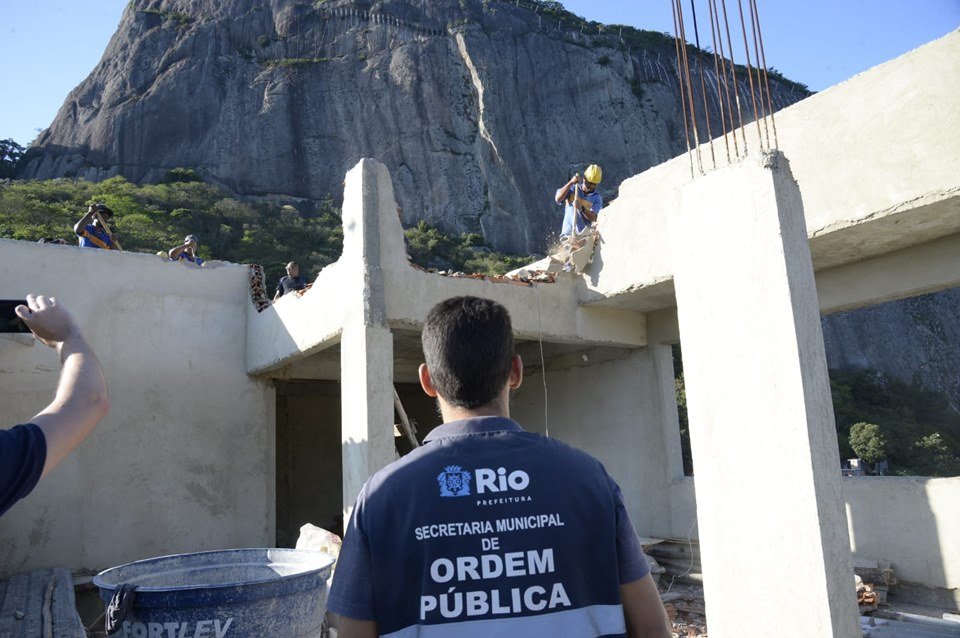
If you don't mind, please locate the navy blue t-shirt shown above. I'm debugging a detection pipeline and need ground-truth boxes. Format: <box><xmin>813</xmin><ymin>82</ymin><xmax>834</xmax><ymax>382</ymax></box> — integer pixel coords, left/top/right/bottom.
<box><xmin>0</xmin><ymin>424</ymin><xmax>47</xmax><ymax>517</ymax></box>
<box><xmin>276</xmin><ymin>275</ymin><xmax>307</xmax><ymax>298</ymax></box>
<box><xmin>327</xmin><ymin>417</ymin><xmax>649</xmax><ymax>637</ymax></box>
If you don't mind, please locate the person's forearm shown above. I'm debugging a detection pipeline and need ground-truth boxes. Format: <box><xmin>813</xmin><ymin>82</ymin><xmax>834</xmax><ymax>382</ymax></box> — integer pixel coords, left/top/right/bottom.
<box><xmin>74</xmin><ymin>212</ymin><xmax>95</xmax><ymax>234</ymax></box>
<box><xmin>168</xmin><ymin>244</ymin><xmax>188</xmax><ymax>259</ymax></box>
<box><xmin>34</xmin><ymin>335</ymin><xmax>109</xmax><ymax>477</ymax></box>
<box><xmin>622</xmin><ymin>576</ymin><xmax>672</xmax><ymax>638</ymax></box>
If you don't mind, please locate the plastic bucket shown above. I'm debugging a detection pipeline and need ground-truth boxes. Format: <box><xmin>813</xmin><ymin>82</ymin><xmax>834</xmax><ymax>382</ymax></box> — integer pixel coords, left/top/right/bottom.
<box><xmin>94</xmin><ymin>548</ymin><xmax>335</xmax><ymax>638</ymax></box>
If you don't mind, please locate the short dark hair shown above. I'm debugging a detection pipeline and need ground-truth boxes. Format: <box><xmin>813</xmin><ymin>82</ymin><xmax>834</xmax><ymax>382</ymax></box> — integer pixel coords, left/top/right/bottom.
<box><xmin>421</xmin><ymin>296</ymin><xmax>514</xmax><ymax>409</ymax></box>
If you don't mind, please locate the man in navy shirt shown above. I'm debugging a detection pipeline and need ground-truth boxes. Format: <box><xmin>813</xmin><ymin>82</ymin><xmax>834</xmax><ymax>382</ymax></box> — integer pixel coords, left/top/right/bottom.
<box><xmin>0</xmin><ymin>295</ymin><xmax>109</xmax><ymax>517</ymax></box>
<box><xmin>273</xmin><ymin>261</ymin><xmax>308</xmax><ymax>301</ymax></box>
<box><xmin>168</xmin><ymin>235</ymin><xmax>205</xmax><ymax>266</ymax></box>
<box><xmin>326</xmin><ymin>297</ymin><xmax>670</xmax><ymax>637</ymax></box>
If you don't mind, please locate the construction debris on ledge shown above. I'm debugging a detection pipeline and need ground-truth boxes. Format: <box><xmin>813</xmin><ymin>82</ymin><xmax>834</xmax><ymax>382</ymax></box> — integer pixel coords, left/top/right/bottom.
<box><xmin>505</xmin><ymin>225</ymin><xmax>601</xmax><ymax>282</ymax></box>
<box><xmin>408</xmin><ymin>261</ymin><xmax>556</xmax><ymax>286</ymax></box>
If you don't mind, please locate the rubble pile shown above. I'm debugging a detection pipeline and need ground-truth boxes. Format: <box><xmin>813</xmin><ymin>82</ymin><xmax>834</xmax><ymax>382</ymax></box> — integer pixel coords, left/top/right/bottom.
<box><xmin>661</xmin><ymin>584</ymin><xmax>708</xmax><ymax>638</ymax></box>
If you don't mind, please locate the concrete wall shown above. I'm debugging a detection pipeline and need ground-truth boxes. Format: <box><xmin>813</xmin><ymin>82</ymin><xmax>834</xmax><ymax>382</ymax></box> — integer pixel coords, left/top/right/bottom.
<box><xmin>844</xmin><ymin>477</ymin><xmax>960</xmax><ymax>606</ymax></box>
<box><xmin>511</xmin><ymin>308</ymin><xmax>688</xmax><ymax>540</ymax></box>
<box><xmin>0</xmin><ymin>240</ymin><xmax>274</xmax><ymax>576</ymax></box>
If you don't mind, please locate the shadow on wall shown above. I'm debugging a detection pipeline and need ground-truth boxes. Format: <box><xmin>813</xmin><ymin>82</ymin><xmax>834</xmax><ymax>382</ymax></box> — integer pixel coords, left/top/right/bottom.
<box><xmin>844</xmin><ymin>477</ymin><xmax>952</xmax><ymax>607</ymax></box>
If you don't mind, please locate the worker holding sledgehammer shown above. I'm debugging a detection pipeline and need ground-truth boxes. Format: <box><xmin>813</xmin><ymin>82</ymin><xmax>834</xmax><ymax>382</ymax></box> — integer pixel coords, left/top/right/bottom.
<box><xmin>74</xmin><ymin>203</ymin><xmax>122</xmax><ymax>250</ymax></box>
<box><xmin>554</xmin><ymin>163</ymin><xmax>604</xmax><ymax>239</ymax></box>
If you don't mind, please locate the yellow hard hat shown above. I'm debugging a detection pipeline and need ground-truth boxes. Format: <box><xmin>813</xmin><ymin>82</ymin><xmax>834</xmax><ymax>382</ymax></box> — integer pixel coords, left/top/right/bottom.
<box><xmin>584</xmin><ymin>164</ymin><xmax>602</xmax><ymax>184</ymax></box>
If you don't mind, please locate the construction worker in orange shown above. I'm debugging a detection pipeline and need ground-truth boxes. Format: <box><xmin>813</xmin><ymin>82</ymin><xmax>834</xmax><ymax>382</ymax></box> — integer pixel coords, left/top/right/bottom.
<box><xmin>74</xmin><ymin>203</ymin><xmax>120</xmax><ymax>250</ymax></box>
<box><xmin>554</xmin><ymin>164</ymin><xmax>603</xmax><ymax>238</ymax></box>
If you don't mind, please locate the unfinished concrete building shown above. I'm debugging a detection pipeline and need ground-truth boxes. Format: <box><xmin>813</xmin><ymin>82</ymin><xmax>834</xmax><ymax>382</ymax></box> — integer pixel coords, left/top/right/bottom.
<box><xmin>1</xmin><ymin>29</ymin><xmax>958</xmax><ymax>638</ymax></box>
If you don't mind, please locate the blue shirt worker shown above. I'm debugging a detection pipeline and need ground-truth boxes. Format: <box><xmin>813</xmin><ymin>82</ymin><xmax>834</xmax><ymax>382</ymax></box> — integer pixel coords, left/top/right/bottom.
<box><xmin>74</xmin><ymin>203</ymin><xmax>118</xmax><ymax>250</ymax></box>
<box><xmin>555</xmin><ymin>164</ymin><xmax>604</xmax><ymax>238</ymax></box>
<box><xmin>168</xmin><ymin>235</ymin><xmax>205</xmax><ymax>266</ymax></box>
<box><xmin>0</xmin><ymin>295</ymin><xmax>109</xmax><ymax>517</ymax></box>
<box><xmin>326</xmin><ymin>296</ymin><xmax>671</xmax><ymax>638</ymax></box>
<box><xmin>274</xmin><ymin>261</ymin><xmax>308</xmax><ymax>301</ymax></box>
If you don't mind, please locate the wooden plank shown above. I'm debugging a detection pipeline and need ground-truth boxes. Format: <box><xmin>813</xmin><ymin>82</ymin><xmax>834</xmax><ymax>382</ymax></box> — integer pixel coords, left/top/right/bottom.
<box><xmin>0</xmin><ymin>570</ymin><xmax>83</xmax><ymax>638</ymax></box>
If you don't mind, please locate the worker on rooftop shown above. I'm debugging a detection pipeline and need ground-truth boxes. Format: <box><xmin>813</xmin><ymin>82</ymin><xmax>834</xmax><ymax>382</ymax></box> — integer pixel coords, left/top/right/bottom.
<box><xmin>274</xmin><ymin>261</ymin><xmax>308</xmax><ymax>301</ymax></box>
<box><xmin>74</xmin><ymin>203</ymin><xmax>119</xmax><ymax>250</ymax></box>
<box><xmin>168</xmin><ymin>235</ymin><xmax>205</xmax><ymax>267</ymax></box>
<box><xmin>555</xmin><ymin>164</ymin><xmax>603</xmax><ymax>238</ymax></box>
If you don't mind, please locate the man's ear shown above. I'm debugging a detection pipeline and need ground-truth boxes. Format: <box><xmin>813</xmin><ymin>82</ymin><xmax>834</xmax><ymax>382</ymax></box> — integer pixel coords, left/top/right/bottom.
<box><xmin>508</xmin><ymin>355</ymin><xmax>523</xmax><ymax>390</ymax></box>
<box><xmin>419</xmin><ymin>363</ymin><xmax>439</xmax><ymax>398</ymax></box>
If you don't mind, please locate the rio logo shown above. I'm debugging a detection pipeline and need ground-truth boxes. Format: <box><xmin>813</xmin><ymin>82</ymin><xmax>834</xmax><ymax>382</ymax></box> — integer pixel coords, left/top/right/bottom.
<box><xmin>438</xmin><ymin>466</ymin><xmax>530</xmax><ymax>497</ymax></box>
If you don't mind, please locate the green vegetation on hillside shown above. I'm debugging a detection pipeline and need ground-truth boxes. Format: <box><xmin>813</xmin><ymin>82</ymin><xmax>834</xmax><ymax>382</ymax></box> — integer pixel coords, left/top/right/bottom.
<box><xmin>0</xmin><ymin>174</ymin><xmax>535</xmax><ymax>286</ymax></box>
<box><xmin>404</xmin><ymin>221</ymin><xmax>537</xmax><ymax>275</ymax></box>
<box><xmin>672</xmin><ymin>345</ymin><xmax>960</xmax><ymax>477</ymax></box>
<box><xmin>0</xmin><ymin>173</ymin><xmax>342</xmax><ymax>286</ymax></box>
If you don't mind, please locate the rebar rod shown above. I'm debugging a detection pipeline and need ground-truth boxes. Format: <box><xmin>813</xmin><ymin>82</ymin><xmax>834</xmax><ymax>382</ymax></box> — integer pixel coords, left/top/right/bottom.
<box><xmin>736</xmin><ymin>0</ymin><xmax>764</xmax><ymax>147</ymax></box>
<box><xmin>689</xmin><ymin>0</ymin><xmax>717</xmax><ymax>168</ymax></box>
<box><xmin>751</xmin><ymin>0</ymin><xmax>779</xmax><ymax>148</ymax></box>
<box><xmin>707</xmin><ymin>0</ymin><xmax>732</xmax><ymax>162</ymax></box>
<box><xmin>671</xmin><ymin>0</ymin><xmax>696</xmax><ymax>176</ymax></box>
<box><xmin>675</xmin><ymin>0</ymin><xmax>703</xmax><ymax>172</ymax></box>
<box><xmin>747</xmin><ymin>0</ymin><xmax>770</xmax><ymax>148</ymax></box>
<box><xmin>719</xmin><ymin>0</ymin><xmax>748</xmax><ymax>153</ymax></box>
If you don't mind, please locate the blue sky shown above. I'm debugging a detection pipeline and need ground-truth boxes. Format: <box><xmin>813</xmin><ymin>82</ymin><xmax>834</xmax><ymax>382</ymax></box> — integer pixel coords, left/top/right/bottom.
<box><xmin>1</xmin><ymin>0</ymin><xmax>958</xmax><ymax>147</ymax></box>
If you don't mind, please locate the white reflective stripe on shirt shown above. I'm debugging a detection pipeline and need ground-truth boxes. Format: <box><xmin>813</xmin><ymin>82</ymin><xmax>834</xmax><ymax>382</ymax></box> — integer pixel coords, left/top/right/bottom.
<box><xmin>380</xmin><ymin>604</ymin><xmax>626</xmax><ymax>638</ymax></box>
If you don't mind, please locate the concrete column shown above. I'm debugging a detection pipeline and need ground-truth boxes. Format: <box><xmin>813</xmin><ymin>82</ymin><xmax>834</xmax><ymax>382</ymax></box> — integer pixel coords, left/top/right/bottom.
<box><xmin>339</xmin><ymin>159</ymin><xmax>398</xmax><ymax>513</ymax></box>
<box><xmin>670</xmin><ymin>152</ymin><xmax>860</xmax><ymax>637</ymax></box>
<box><xmin>340</xmin><ymin>323</ymin><xmax>395</xmax><ymax>510</ymax></box>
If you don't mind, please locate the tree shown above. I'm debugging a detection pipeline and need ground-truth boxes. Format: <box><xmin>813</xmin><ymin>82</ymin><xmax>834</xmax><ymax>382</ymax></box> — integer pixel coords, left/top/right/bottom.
<box><xmin>913</xmin><ymin>433</ymin><xmax>960</xmax><ymax>477</ymax></box>
<box><xmin>0</xmin><ymin>138</ymin><xmax>25</xmax><ymax>179</ymax></box>
<box><xmin>849</xmin><ymin>422</ymin><xmax>886</xmax><ymax>464</ymax></box>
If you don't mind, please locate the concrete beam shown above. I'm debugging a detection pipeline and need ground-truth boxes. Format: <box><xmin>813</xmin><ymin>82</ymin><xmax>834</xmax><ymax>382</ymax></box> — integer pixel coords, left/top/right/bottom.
<box><xmin>671</xmin><ymin>153</ymin><xmax>860</xmax><ymax>637</ymax></box>
<box><xmin>817</xmin><ymin>232</ymin><xmax>960</xmax><ymax>315</ymax></box>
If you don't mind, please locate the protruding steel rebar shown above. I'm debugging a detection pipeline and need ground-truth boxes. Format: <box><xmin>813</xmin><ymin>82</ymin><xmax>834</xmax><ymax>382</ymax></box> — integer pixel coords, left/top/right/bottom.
<box><xmin>747</xmin><ymin>0</ymin><xmax>770</xmax><ymax>148</ymax></box>
<box><xmin>707</xmin><ymin>0</ymin><xmax>732</xmax><ymax>162</ymax></box>
<box><xmin>689</xmin><ymin>0</ymin><xmax>716</xmax><ymax>168</ymax></box>
<box><xmin>675</xmin><ymin>0</ymin><xmax>704</xmax><ymax>173</ymax></box>
<box><xmin>672</xmin><ymin>0</ymin><xmax>696</xmax><ymax>176</ymax></box>
<box><xmin>735</xmin><ymin>0</ymin><xmax>764</xmax><ymax>148</ymax></box>
<box><xmin>670</xmin><ymin>0</ymin><xmax>780</xmax><ymax>171</ymax></box>
<box><xmin>751</xmin><ymin>0</ymin><xmax>779</xmax><ymax>148</ymax></box>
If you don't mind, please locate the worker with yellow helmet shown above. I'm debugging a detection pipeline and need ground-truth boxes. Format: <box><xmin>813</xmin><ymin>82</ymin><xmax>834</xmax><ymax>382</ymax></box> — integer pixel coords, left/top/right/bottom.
<box><xmin>554</xmin><ymin>164</ymin><xmax>603</xmax><ymax>238</ymax></box>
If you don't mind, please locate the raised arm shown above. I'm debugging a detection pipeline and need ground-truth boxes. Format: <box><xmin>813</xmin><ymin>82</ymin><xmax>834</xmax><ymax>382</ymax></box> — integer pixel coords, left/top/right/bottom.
<box><xmin>16</xmin><ymin>295</ymin><xmax>109</xmax><ymax>478</ymax></box>
<box><xmin>555</xmin><ymin>174</ymin><xmax>579</xmax><ymax>204</ymax></box>
<box><xmin>73</xmin><ymin>205</ymin><xmax>97</xmax><ymax>236</ymax></box>
<box><xmin>168</xmin><ymin>242</ymin><xmax>190</xmax><ymax>260</ymax></box>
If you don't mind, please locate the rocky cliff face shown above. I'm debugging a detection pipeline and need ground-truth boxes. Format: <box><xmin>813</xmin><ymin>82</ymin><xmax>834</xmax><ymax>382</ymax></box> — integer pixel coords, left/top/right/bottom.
<box><xmin>822</xmin><ymin>288</ymin><xmax>960</xmax><ymax>412</ymax></box>
<box><xmin>19</xmin><ymin>0</ymin><xmax>808</xmax><ymax>254</ymax></box>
